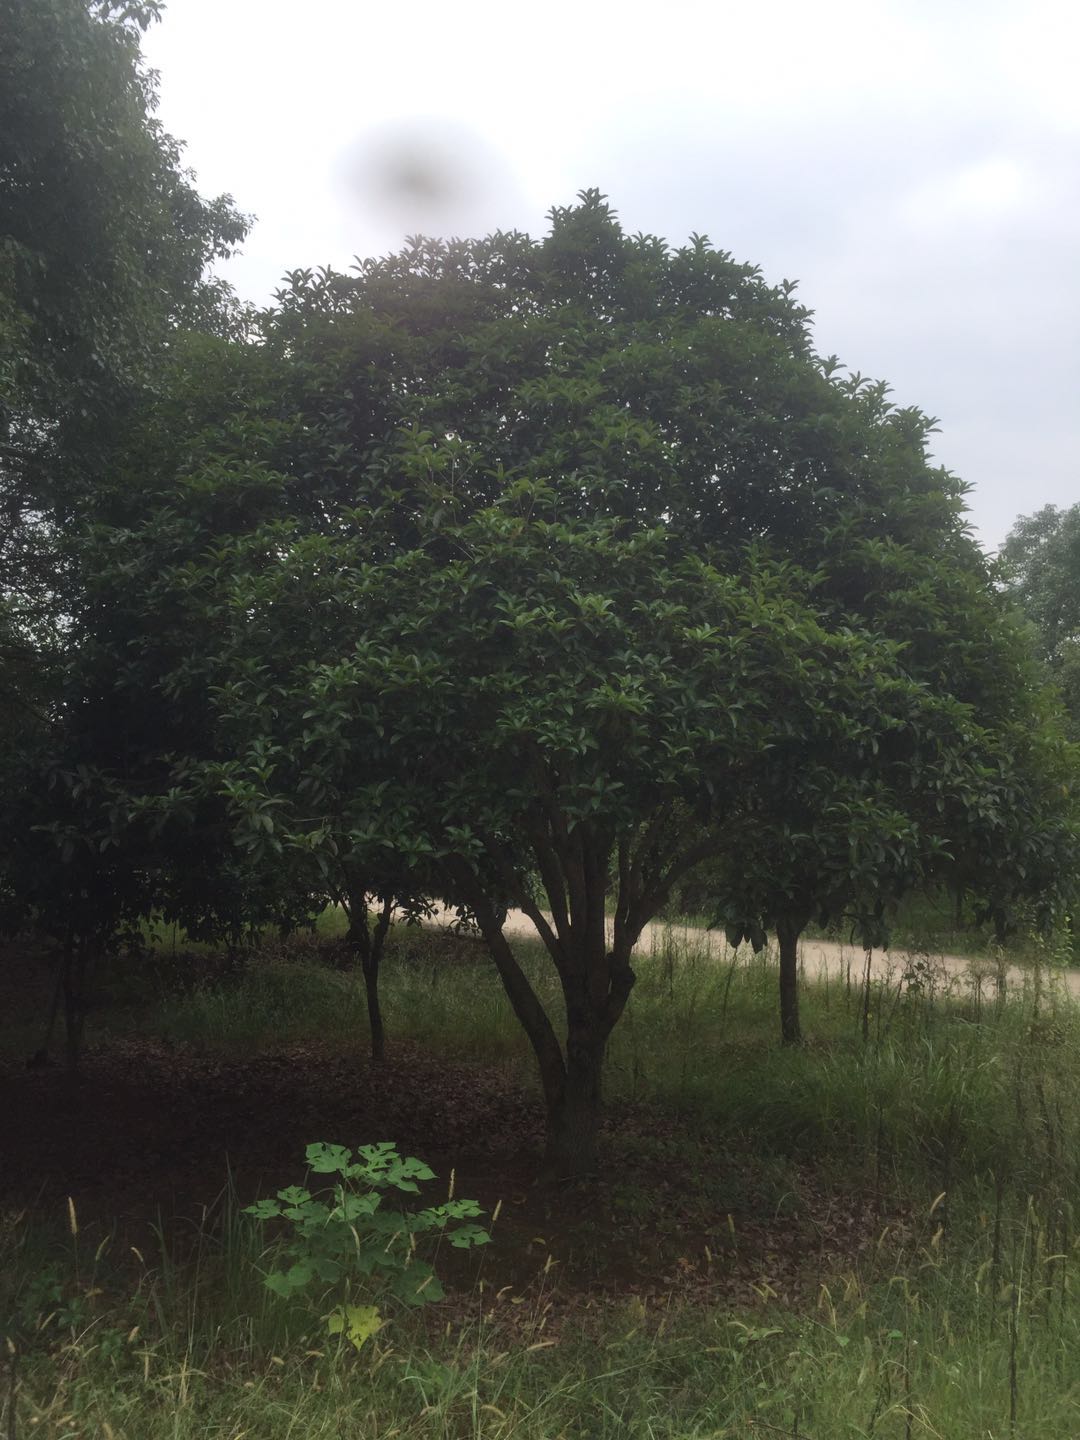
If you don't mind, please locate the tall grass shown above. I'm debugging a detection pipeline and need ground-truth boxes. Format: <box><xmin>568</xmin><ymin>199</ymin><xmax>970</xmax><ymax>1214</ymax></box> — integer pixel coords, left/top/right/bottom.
<box><xmin>8</xmin><ymin>1205</ymin><xmax>1080</xmax><ymax>1436</ymax></box>
<box><xmin>7</xmin><ymin>922</ymin><xmax>1080</xmax><ymax>1436</ymax></box>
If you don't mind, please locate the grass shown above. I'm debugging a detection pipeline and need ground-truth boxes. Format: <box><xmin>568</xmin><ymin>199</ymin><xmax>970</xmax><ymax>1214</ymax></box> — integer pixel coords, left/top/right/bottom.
<box><xmin>6</xmin><ymin>920</ymin><xmax>1080</xmax><ymax>1436</ymax></box>
<box><xmin>8</xmin><ymin>1203</ymin><xmax>1080</xmax><ymax>1437</ymax></box>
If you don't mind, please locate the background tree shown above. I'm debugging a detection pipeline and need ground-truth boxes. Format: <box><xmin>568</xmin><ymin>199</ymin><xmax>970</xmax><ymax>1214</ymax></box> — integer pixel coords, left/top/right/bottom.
<box><xmin>0</xmin><ymin>0</ymin><xmax>250</xmax><ymax>1059</ymax></box>
<box><xmin>713</xmin><ymin>649</ymin><xmax>1077</xmax><ymax>1043</ymax></box>
<box><xmin>0</xmin><ymin>0</ymin><xmax>246</xmax><ymax>696</ymax></box>
<box><xmin>62</xmin><ymin>329</ymin><xmax>427</xmax><ymax>1062</ymax></box>
<box><xmin>1000</xmin><ymin>504</ymin><xmax>1080</xmax><ymax>741</ymax></box>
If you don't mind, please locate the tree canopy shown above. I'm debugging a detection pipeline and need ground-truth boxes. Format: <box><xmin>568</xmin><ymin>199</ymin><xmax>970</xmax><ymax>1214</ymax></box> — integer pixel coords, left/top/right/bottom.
<box><xmin>0</xmin><ymin>0</ymin><xmax>250</xmax><ymax>1058</ymax></box>
<box><xmin>53</xmin><ymin>193</ymin><xmax>1074</xmax><ymax>1166</ymax></box>
<box><xmin>0</xmin><ymin>0</ymin><xmax>247</xmax><ymax>662</ymax></box>
<box><xmin>1001</xmin><ymin>503</ymin><xmax>1080</xmax><ymax>741</ymax></box>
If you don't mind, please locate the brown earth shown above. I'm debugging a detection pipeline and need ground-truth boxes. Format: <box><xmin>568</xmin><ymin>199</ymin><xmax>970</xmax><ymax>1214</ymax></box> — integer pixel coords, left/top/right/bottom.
<box><xmin>0</xmin><ymin>932</ymin><xmax>910</xmax><ymax>1311</ymax></box>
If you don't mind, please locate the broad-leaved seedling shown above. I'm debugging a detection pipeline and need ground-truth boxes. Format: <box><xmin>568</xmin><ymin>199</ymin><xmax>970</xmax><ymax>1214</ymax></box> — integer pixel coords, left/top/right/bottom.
<box><xmin>246</xmin><ymin>1141</ymin><xmax>489</xmax><ymax>1347</ymax></box>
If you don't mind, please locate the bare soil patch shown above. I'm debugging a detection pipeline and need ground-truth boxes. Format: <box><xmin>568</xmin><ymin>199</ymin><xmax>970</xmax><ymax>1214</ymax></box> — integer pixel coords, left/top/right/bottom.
<box><xmin>0</xmin><ymin>938</ymin><xmax>895</xmax><ymax>1311</ymax></box>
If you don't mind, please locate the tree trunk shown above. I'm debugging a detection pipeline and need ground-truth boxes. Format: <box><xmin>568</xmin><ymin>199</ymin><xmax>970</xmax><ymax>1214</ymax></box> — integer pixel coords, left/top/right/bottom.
<box><xmin>362</xmin><ymin>955</ymin><xmax>385</xmax><ymax>1062</ymax></box>
<box><xmin>446</xmin><ymin>840</ymin><xmax>644</xmax><ymax>1181</ymax></box>
<box><xmin>777</xmin><ymin>915</ymin><xmax>803</xmax><ymax>1045</ymax></box>
<box><xmin>27</xmin><ymin>940</ymin><xmax>66</xmax><ymax>1068</ymax></box>
<box><xmin>347</xmin><ymin>887</ymin><xmax>393</xmax><ymax>1063</ymax></box>
<box><xmin>544</xmin><ymin>1024</ymin><xmax>606</xmax><ymax>1178</ymax></box>
<box><xmin>62</xmin><ymin>940</ymin><xmax>77</xmax><ymax>1075</ymax></box>
<box><xmin>993</xmin><ymin>908</ymin><xmax>1009</xmax><ymax>947</ymax></box>
<box><xmin>62</xmin><ymin>936</ymin><xmax>80</xmax><ymax>1076</ymax></box>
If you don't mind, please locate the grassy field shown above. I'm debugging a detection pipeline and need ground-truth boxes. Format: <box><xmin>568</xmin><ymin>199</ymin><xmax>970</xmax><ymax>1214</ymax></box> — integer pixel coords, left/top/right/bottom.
<box><xmin>3</xmin><ymin>919</ymin><xmax>1080</xmax><ymax>1437</ymax></box>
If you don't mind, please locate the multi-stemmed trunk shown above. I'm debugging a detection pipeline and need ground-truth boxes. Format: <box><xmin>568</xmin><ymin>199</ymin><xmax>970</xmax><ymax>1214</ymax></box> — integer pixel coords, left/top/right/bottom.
<box><xmin>449</xmin><ymin>846</ymin><xmax>659</xmax><ymax>1175</ymax></box>
<box><xmin>470</xmin><ymin>903</ymin><xmax>627</xmax><ymax>1177</ymax></box>
<box><xmin>346</xmin><ymin>885</ymin><xmax>393</xmax><ymax>1063</ymax></box>
<box><xmin>443</xmin><ymin>866</ymin><xmax>626</xmax><ymax>1175</ymax></box>
<box><xmin>446</xmin><ymin>810</ymin><xmax>717</xmax><ymax>1177</ymax></box>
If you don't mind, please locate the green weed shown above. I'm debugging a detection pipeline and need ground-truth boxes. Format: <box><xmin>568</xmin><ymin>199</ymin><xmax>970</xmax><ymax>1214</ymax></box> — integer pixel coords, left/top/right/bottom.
<box><xmin>7</xmin><ymin>924</ymin><xmax>1080</xmax><ymax>1436</ymax></box>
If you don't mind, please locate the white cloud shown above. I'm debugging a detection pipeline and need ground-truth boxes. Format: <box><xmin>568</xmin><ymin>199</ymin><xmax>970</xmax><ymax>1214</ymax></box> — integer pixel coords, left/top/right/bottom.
<box><xmin>142</xmin><ymin>0</ymin><xmax>1080</xmax><ymax>548</ymax></box>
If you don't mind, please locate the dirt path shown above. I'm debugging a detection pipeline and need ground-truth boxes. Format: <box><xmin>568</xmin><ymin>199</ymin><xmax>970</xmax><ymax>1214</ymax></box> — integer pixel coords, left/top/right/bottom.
<box><xmin>453</xmin><ymin>908</ymin><xmax>1079</xmax><ymax>1002</ymax></box>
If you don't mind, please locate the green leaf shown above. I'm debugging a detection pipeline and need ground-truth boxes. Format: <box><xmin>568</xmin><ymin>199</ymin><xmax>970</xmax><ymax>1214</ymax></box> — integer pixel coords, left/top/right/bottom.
<box><xmin>245</xmin><ymin>1199</ymin><xmax>282</xmax><ymax>1220</ymax></box>
<box><xmin>448</xmin><ymin>1225</ymin><xmax>491</xmax><ymax>1248</ymax></box>
<box><xmin>306</xmin><ymin>1143</ymin><xmax>353</xmax><ymax>1174</ymax></box>
<box><xmin>326</xmin><ymin>1303</ymin><xmax>383</xmax><ymax>1351</ymax></box>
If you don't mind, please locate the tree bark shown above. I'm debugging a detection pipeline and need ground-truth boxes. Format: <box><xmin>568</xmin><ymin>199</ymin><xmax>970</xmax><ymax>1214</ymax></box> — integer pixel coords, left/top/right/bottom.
<box><xmin>545</xmin><ymin>1023</ymin><xmax>606</xmax><ymax>1177</ymax></box>
<box><xmin>347</xmin><ymin>886</ymin><xmax>393</xmax><ymax>1063</ymax></box>
<box><xmin>777</xmin><ymin>914</ymin><xmax>804</xmax><ymax>1046</ymax></box>
<box><xmin>447</xmin><ymin>830</ymin><xmax>650</xmax><ymax>1180</ymax></box>
<box><xmin>463</xmin><ymin>881</ymin><xmax>569</xmax><ymax>1128</ymax></box>
<box><xmin>27</xmin><ymin>940</ymin><xmax>66</xmax><ymax>1068</ymax></box>
<box><xmin>62</xmin><ymin>934</ymin><xmax>97</xmax><ymax>1081</ymax></box>
<box><xmin>361</xmin><ymin>949</ymin><xmax>385</xmax><ymax>1062</ymax></box>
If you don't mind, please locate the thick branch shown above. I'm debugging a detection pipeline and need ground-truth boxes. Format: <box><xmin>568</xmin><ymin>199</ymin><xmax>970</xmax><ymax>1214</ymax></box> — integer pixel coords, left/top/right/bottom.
<box><xmin>446</xmin><ymin>858</ymin><xmax>566</xmax><ymax>1106</ymax></box>
<box><xmin>630</xmin><ymin>836</ymin><xmax>722</xmax><ymax>947</ymax></box>
<box><xmin>603</xmin><ymin>951</ymin><xmax>637</xmax><ymax>1037</ymax></box>
<box><xmin>579</xmin><ymin>820</ymin><xmax>612</xmax><ymax>1012</ymax></box>
<box><xmin>613</xmin><ymin>836</ymin><xmax>633</xmax><ymax>956</ymax></box>
<box><xmin>478</xmin><ymin>833</ymin><xmax>569</xmax><ymax>975</ymax></box>
<box><xmin>528</xmin><ymin>827</ymin><xmax>571</xmax><ymax>942</ymax></box>
<box><xmin>371</xmin><ymin>892</ymin><xmax>393</xmax><ymax>962</ymax></box>
<box><xmin>533</xmin><ymin>764</ymin><xmax>588</xmax><ymax>930</ymax></box>
<box><xmin>629</xmin><ymin>800</ymin><xmax>674</xmax><ymax>893</ymax></box>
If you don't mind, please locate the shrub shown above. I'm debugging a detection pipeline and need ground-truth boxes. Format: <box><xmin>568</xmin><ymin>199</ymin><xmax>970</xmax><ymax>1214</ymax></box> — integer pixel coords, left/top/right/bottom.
<box><xmin>245</xmin><ymin>1141</ymin><xmax>489</xmax><ymax>1349</ymax></box>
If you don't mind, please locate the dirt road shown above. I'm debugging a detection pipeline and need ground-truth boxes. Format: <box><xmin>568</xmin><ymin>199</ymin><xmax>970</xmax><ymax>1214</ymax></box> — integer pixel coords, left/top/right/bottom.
<box><xmin>465</xmin><ymin>908</ymin><xmax>1080</xmax><ymax>1002</ymax></box>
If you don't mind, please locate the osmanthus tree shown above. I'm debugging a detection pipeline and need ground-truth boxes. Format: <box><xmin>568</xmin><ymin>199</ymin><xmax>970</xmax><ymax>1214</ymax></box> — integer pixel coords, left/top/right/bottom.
<box><xmin>712</xmin><ymin>689</ymin><xmax>969</xmax><ymax>1045</ymax></box>
<box><xmin>935</xmin><ymin>699</ymin><xmax>1079</xmax><ymax>945</ymax></box>
<box><xmin>709</xmin><ymin>526</ymin><xmax>1080</xmax><ymax>1042</ymax></box>
<box><xmin>204</xmin><ymin>472</ymin><xmax>955</xmax><ymax>1173</ymax></box>
<box><xmin>1001</xmin><ymin>504</ymin><xmax>1080</xmax><ymax>742</ymax></box>
<box><xmin>714</xmin><ymin>659</ymin><xmax>1078</xmax><ymax>1043</ymax></box>
<box><xmin>253</xmin><ymin>195</ymin><xmax>1076</xmax><ymax>1053</ymax></box>
<box><xmin>63</xmin><ymin>195</ymin><xmax>1078</xmax><ymax>1152</ymax></box>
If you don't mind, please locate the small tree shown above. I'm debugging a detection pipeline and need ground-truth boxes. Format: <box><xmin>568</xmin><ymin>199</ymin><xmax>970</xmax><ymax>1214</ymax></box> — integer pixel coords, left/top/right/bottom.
<box><xmin>709</xmin><ymin>542</ymin><xmax>1080</xmax><ymax>1043</ymax></box>
<box><xmin>1001</xmin><ymin>504</ymin><xmax>1080</xmax><ymax>741</ymax></box>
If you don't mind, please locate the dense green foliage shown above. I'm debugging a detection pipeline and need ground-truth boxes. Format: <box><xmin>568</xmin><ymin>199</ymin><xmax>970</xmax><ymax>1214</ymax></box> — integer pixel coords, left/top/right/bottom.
<box><xmin>1001</xmin><ymin>503</ymin><xmax>1080</xmax><ymax>740</ymax></box>
<box><xmin>9</xmin><ymin>190</ymin><xmax>1070</xmax><ymax>1157</ymax></box>
<box><xmin>0</xmin><ymin>3</ymin><xmax>1076</xmax><ymax>1165</ymax></box>
<box><xmin>0</xmin><ymin>0</ymin><xmax>248</xmax><ymax>1059</ymax></box>
<box><xmin>2</xmin><ymin>7</ymin><xmax>1080</xmax><ymax>1432</ymax></box>
<box><xmin>0</xmin><ymin>0</ymin><xmax>245</xmax><ymax>620</ymax></box>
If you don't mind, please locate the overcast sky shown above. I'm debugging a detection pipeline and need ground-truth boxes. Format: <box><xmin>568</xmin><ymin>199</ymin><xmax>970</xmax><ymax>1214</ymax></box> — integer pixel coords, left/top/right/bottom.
<box><xmin>142</xmin><ymin>0</ymin><xmax>1079</xmax><ymax>552</ymax></box>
